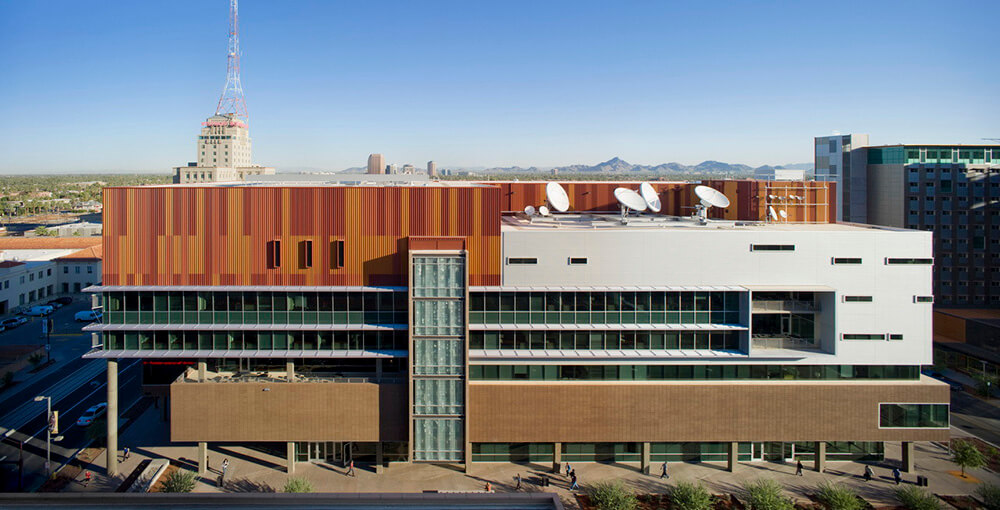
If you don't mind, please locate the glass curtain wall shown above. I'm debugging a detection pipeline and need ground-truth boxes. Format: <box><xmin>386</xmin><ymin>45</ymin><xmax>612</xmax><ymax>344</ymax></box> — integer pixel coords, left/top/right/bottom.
<box><xmin>411</xmin><ymin>255</ymin><xmax>466</xmax><ymax>461</ymax></box>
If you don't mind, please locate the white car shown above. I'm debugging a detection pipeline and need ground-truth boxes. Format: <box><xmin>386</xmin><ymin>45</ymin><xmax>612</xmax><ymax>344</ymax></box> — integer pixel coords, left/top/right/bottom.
<box><xmin>24</xmin><ymin>306</ymin><xmax>54</xmax><ymax>316</ymax></box>
<box><xmin>74</xmin><ymin>310</ymin><xmax>102</xmax><ymax>322</ymax></box>
<box><xmin>76</xmin><ymin>403</ymin><xmax>107</xmax><ymax>427</ymax></box>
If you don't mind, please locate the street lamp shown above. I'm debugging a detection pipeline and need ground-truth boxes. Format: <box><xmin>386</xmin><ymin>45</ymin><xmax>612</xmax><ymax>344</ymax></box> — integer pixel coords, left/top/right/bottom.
<box><xmin>34</xmin><ymin>396</ymin><xmax>54</xmax><ymax>477</ymax></box>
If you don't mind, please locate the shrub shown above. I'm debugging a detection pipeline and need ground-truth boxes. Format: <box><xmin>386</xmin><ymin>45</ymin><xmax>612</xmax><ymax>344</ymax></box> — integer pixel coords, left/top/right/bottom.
<box><xmin>2</xmin><ymin>372</ymin><xmax>14</xmax><ymax>388</ymax></box>
<box><xmin>815</xmin><ymin>481</ymin><xmax>862</xmax><ymax>510</ymax></box>
<box><xmin>28</xmin><ymin>354</ymin><xmax>43</xmax><ymax>367</ymax></box>
<box><xmin>85</xmin><ymin>418</ymin><xmax>106</xmax><ymax>447</ymax></box>
<box><xmin>894</xmin><ymin>486</ymin><xmax>941</xmax><ymax>510</ymax></box>
<box><xmin>161</xmin><ymin>469</ymin><xmax>196</xmax><ymax>493</ymax></box>
<box><xmin>976</xmin><ymin>483</ymin><xmax>1000</xmax><ymax>510</ymax></box>
<box><xmin>951</xmin><ymin>439</ymin><xmax>987</xmax><ymax>477</ymax></box>
<box><xmin>973</xmin><ymin>375</ymin><xmax>997</xmax><ymax>398</ymax></box>
<box><xmin>743</xmin><ymin>479</ymin><xmax>794</xmax><ymax>510</ymax></box>
<box><xmin>588</xmin><ymin>480</ymin><xmax>638</xmax><ymax>510</ymax></box>
<box><xmin>670</xmin><ymin>481</ymin><xmax>715</xmax><ymax>510</ymax></box>
<box><xmin>283</xmin><ymin>476</ymin><xmax>313</xmax><ymax>493</ymax></box>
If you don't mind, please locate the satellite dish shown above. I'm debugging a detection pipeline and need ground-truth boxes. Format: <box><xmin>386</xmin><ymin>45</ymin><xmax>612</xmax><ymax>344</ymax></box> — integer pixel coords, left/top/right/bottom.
<box><xmin>524</xmin><ymin>205</ymin><xmax>536</xmax><ymax>216</ymax></box>
<box><xmin>545</xmin><ymin>182</ymin><xmax>570</xmax><ymax>213</ymax></box>
<box><xmin>694</xmin><ymin>186</ymin><xmax>730</xmax><ymax>208</ymax></box>
<box><xmin>779</xmin><ymin>210</ymin><xmax>788</xmax><ymax>219</ymax></box>
<box><xmin>768</xmin><ymin>194</ymin><xmax>776</xmax><ymax>200</ymax></box>
<box><xmin>639</xmin><ymin>182</ymin><xmax>661</xmax><ymax>213</ymax></box>
<box><xmin>538</xmin><ymin>205</ymin><xmax>551</xmax><ymax>216</ymax></box>
<box><xmin>768</xmin><ymin>206</ymin><xmax>778</xmax><ymax>221</ymax></box>
<box><xmin>613</xmin><ymin>187</ymin><xmax>646</xmax><ymax>224</ymax></box>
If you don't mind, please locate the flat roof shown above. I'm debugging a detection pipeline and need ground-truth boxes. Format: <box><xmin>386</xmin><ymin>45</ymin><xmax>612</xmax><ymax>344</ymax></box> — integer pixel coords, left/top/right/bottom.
<box><xmin>500</xmin><ymin>214</ymin><xmax>913</xmax><ymax>232</ymax></box>
<box><xmin>866</xmin><ymin>144</ymin><xmax>1000</xmax><ymax>148</ymax></box>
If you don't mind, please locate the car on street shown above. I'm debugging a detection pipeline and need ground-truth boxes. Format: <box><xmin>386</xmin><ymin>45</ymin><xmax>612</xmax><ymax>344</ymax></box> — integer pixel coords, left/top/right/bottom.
<box><xmin>74</xmin><ymin>310</ymin><xmax>102</xmax><ymax>322</ymax></box>
<box><xmin>2</xmin><ymin>317</ymin><xmax>28</xmax><ymax>329</ymax></box>
<box><xmin>45</xmin><ymin>300</ymin><xmax>64</xmax><ymax>309</ymax></box>
<box><xmin>52</xmin><ymin>296</ymin><xmax>73</xmax><ymax>305</ymax></box>
<box><xmin>76</xmin><ymin>403</ymin><xmax>107</xmax><ymax>427</ymax></box>
<box><xmin>926</xmin><ymin>371</ymin><xmax>965</xmax><ymax>392</ymax></box>
<box><xmin>23</xmin><ymin>305</ymin><xmax>54</xmax><ymax>316</ymax></box>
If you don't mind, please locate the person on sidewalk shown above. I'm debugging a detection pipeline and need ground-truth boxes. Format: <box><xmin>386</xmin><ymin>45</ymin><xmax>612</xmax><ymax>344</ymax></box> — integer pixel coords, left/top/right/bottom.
<box><xmin>485</xmin><ymin>481</ymin><xmax>492</xmax><ymax>492</ymax></box>
<box><xmin>893</xmin><ymin>467</ymin><xmax>902</xmax><ymax>485</ymax></box>
<box><xmin>864</xmin><ymin>465</ymin><xmax>874</xmax><ymax>482</ymax></box>
<box><xmin>347</xmin><ymin>459</ymin><xmax>356</xmax><ymax>477</ymax></box>
<box><xmin>660</xmin><ymin>461</ymin><xmax>669</xmax><ymax>479</ymax></box>
<box><xmin>515</xmin><ymin>472</ymin><xmax>521</xmax><ymax>490</ymax></box>
<box><xmin>795</xmin><ymin>460</ymin><xmax>803</xmax><ymax>476</ymax></box>
<box><xmin>221</xmin><ymin>458</ymin><xmax>229</xmax><ymax>477</ymax></box>
<box><xmin>565</xmin><ymin>462</ymin><xmax>572</xmax><ymax>477</ymax></box>
<box><xmin>123</xmin><ymin>446</ymin><xmax>130</xmax><ymax>460</ymax></box>
<box><xmin>570</xmin><ymin>471</ymin><xmax>579</xmax><ymax>491</ymax></box>
<box><xmin>84</xmin><ymin>471</ymin><xmax>92</xmax><ymax>487</ymax></box>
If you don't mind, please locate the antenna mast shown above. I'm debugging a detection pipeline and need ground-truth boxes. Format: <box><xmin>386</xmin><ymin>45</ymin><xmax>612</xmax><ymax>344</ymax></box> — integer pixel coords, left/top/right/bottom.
<box><xmin>215</xmin><ymin>0</ymin><xmax>248</xmax><ymax>126</ymax></box>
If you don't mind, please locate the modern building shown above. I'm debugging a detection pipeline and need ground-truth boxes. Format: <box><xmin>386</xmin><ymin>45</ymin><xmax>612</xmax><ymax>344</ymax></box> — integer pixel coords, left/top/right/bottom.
<box><xmin>173</xmin><ymin>114</ymin><xmax>276</xmax><ymax>184</ymax></box>
<box><xmin>368</xmin><ymin>154</ymin><xmax>386</xmax><ymax>175</ymax></box>
<box><xmin>427</xmin><ymin>161</ymin><xmax>437</xmax><ymax>177</ymax></box>
<box><xmin>85</xmin><ymin>181</ymin><xmax>946</xmax><ymax>477</ymax></box>
<box><xmin>816</xmin><ymin>142</ymin><xmax>1000</xmax><ymax>306</ymax></box>
<box><xmin>933</xmin><ymin>308</ymin><xmax>1000</xmax><ymax>383</ymax></box>
<box><xmin>814</xmin><ymin>134</ymin><xmax>869</xmax><ymax>222</ymax></box>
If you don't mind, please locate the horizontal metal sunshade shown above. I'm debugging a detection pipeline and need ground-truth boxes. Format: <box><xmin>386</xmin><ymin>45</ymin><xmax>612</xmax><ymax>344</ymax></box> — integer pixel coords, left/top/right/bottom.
<box><xmin>469</xmin><ymin>285</ymin><xmax>747</xmax><ymax>292</ymax></box>
<box><xmin>470</xmin><ymin>324</ymin><xmax>747</xmax><ymax>331</ymax></box>
<box><xmin>82</xmin><ymin>349</ymin><xmax>407</xmax><ymax>359</ymax></box>
<box><xmin>84</xmin><ymin>285</ymin><xmax>407</xmax><ymax>293</ymax></box>
<box><xmin>84</xmin><ymin>323</ymin><xmax>406</xmax><ymax>332</ymax></box>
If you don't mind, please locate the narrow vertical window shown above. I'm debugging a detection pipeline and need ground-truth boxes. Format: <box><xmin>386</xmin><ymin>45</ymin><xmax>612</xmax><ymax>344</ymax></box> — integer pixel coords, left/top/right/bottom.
<box><xmin>299</xmin><ymin>240</ymin><xmax>313</xmax><ymax>269</ymax></box>
<box><xmin>266</xmin><ymin>240</ymin><xmax>281</xmax><ymax>269</ymax></box>
<box><xmin>330</xmin><ymin>239</ymin><xmax>345</xmax><ymax>269</ymax></box>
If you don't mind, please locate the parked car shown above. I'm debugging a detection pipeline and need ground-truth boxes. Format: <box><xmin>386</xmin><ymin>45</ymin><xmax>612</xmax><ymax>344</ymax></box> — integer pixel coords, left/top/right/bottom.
<box><xmin>76</xmin><ymin>403</ymin><xmax>107</xmax><ymax>427</ymax></box>
<box><xmin>52</xmin><ymin>296</ymin><xmax>73</xmax><ymax>305</ymax></box>
<box><xmin>74</xmin><ymin>310</ymin><xmax>102</xmax><ymax>322</ymax></box>
<box><xmin>45</xmin><ymin>300</ymin><xmax>64</xmax><ymax>309</ymax></box>
<box><xmin>927</xmin><ymin>371</ymin><xmax>964</xmax><ymax>392</ymax></box>
<box><xmin>23</xmin><ymin>306</ymin><xmax>54</xmax><ymax>317</ymax></box>
<box><xmin>1</xmin><ymin>317</ymin><xmax>28</xmax><ymax>329</ymax></box>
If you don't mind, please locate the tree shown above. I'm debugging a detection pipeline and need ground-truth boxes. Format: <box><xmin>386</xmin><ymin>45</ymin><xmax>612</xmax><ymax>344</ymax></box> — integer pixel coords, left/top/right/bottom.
<box><xmin>670</xmin><ymin>481</ymin><xmax>715</xmax><ymax>510</ymax></box>
<box><xmin>283</xmin><ymin>477</ymin><xmax>313</xmax><ymax>493</ymax></box>
<box><xmin>815</xmin><ymin>481</ymin><xmax>862</xmax><ymax>510</ymax></box>
<box><xmin>743</xmin><ymin>479</ymin><xmax>794</xmax><ymax>510</ymax></box>
<box><xmin>2</xmin><ymin>371</ymin><xmax>14</xmax><ymax>389</ymax></box>
<box><xmin>161</xmin><ymin>469</ymin><xmax>196</xmax><ymax>493</ymax></box>
<box><xmin>952</xmin><ymin>439</ymin><xmax>987</xmax><ymax>477</ymax></box>
<box><xmin>974</xmin><ymin>374</ymin><xmax>997</xmax><ymax>398</ymax></box>
<box><xmin>894</xmin><ymin>486</ymin><xmax>941</xmax><ymax>510</ymax></box>
<box><xmin>588</xmin><ymin>480</ymin><xmax>638</xmax><ymax>510</ymax></box>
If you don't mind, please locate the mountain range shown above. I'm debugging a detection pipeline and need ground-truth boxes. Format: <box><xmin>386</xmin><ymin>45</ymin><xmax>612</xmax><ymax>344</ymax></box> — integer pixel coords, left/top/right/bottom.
<box><xmin>446</xmin><ymin>157</ymin><xmax>812</xmax><ymax>175</ymax></box>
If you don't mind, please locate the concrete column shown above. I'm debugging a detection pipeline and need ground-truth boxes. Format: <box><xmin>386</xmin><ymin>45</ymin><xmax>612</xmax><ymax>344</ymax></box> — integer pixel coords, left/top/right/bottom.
<box><xmin>198</xmin><ymin>442</ymin><xmax>208</xmax><ymax>476</ymax></box>
<box><xmin>197</xmin><ymin>359</ymin><xmax>206</xmax><ymax>382</ymax></box>
<box><xmin>286</xmin><ymin>360</ymin><xmax>295</xmax><ymax>382</ymax></box>
<box><xmin>463</xmin><ymin>440</ymin><xmax>472</xmax><ymax>474</ymax></box>
<box><xmin>902</xmin><ymin>441</ymin><xmax>915</xmax><ymax>473</ymax></box>
<box><xmin>641</xmin><ymin>442</ymin><xmax>651</xmax><ymax>475</ymax></box>
<box><xmin>553</xmin><ymin>442</ymin><xmax>562</xmax><ymax>473</ymax></box>
<box><xmin>814</xmin><ymin>442</ymin><xmax>826</xmax><ymax>473</ymax></box>
<box><xmin>107</xmin><ymin>359</ymin><xmax>119</xmax><ymax>477</ymax></box>
<box><xmin>375</xmin><ymin>442</ymin><xmax>384</xmax><ymax>474</ymax></box>
<box><xmin>287</xmin><ymin>442</ymin><xmax>296</xmax><ymax>474</ymax></box>
<box><xmin>375</xmin><ymin>359</ymin><xmax>383</xmax><ymax>381</ymax></box>
<box><xmin>727</xmin><ymin>442</ymin><xmax>739</xmax><ymax>472</ymax></box>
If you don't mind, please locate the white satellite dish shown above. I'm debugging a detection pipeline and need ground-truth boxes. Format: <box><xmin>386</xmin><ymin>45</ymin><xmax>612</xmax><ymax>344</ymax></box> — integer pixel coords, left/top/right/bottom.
<box><xmin>768</xmin><ymin>206</ymin><xmax>778</xmax><ymax>221</ymax></box>
<box><xmin>614</xmin><ymin>187</ymin><xmax>646</xmax><ymax>224</ymax></box>
<box><xmin>695</xmin><ymin>185</ymin><xmax>730</xmax><ymax>208</ymax></box>
<box><xmin>545</xmin><ymin>182</ymin><xmax>570</xmax><ymax>213</ymax></box>
<box><xmin>768</xmin><ymin>194</ymin><xmax>776</xmax><ymax>200</ymax></box>
<box><xmin>779</xmin><ymin>209</ymin><xmax>788</xmax><ymax>219</ymax></box>
<box><xmin>639</xmin><ymin>182</ymin><xmax>662</xmax><ymax>213</ymax></box>
<box><xmin>538</xmin><ymin>205</ymin><xmax>551</xmax><ymax>216</ymax></box>
<box><xmin>524</xmin><ymin>205</ymin><xmax>536</xmax><ymax>216</ymax></box>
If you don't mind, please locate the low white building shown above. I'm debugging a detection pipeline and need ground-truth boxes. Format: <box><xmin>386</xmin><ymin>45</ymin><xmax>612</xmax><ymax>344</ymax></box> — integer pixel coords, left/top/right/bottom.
<box><xmin>0</xmin><ymin>239</ymin><xmax>102</xmax><ymax>315</ymax></box>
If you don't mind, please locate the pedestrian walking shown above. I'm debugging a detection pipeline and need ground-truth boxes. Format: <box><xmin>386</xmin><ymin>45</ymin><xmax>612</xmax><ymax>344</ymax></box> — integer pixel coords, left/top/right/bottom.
<box><xmin>515</xmin><ymin>472</ymin><xmax>522</xmax><ymax>490</ymax></box>
<box><xmin>864</xmin><ymin>465</ymin><xmax>874</xmax><ymax>482</ymax></box>
<box><xmin>347</xmin><ymin>459</ymin><xmax>356</xmax><ymax>477</ymax></box>
<box><xmin>123</xmin><ymin>446</ymin><xmax>130</xmax><ymax>460</ymax></box>
<box><xmin>221</xmin><ymin>458</ymin><xmax>230</xmax><ymax>476</ymax></box>
<box><xmin>485</xmin><ymin>481</ymin><xmax>492</xmax><ymax>492</ymax></box>
<box><xmin>893</xmin><ymin>467</ymin><xmax>902</xmax><ymax>485</ymax></box>
<box><xmin>570</xmin><ymin>472</ymin><xmax>579</xmax><ymax>491</ymax></box>
<box><xmin>84</xmin><ymin>470</ymin><xmax>92</xmax><ymax>487</ymax></box>
<box><xmin>660</xmin><ymin>461</ymin><xmax>669</xmax><ymax>479</ymax></box>
<box><xmin>565</xmin><ymin>462</ymin><xmax>572</xmax><ymax>477</ymax></box>
<box><xmin>796</xmin><ymin>460</ymin><xmax>803</xmax><ymax>476</ymax></box>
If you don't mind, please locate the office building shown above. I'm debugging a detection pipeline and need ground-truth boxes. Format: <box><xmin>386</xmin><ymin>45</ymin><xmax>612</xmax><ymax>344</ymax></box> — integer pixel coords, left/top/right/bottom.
<box><xmin>86</xmin><ymin>180</ymin><xmax>946</xmax><ymax>475</ymax></box>
<box><xmin>0</xmin><ymin>237</ymin><xmax>103</xmax><ymax>313</ymax></box>
<box><xmin>173</xmin><ymin>114</ymin><xmax>276</xmax><ymax>184</ymax></box>
<box><xmin>368</xmin><ymin>154</ymin><xmax>386</xmax><ymax>175</ymax></box>
<box><xmin>814</xmin><ymin>134</ymin><xmax>869</xmax><ymax>222</ymax></box>
<box><xmin>427</xmin><ymin>161</ymin><xmax>437</xmax><ymax>177</ymax></box>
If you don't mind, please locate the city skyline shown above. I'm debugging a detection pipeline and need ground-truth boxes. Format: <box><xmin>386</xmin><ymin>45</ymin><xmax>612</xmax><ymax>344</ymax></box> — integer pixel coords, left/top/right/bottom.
<box><xmin>1</xmin><ymin>0</ymin><xmax>998</xmax><ymax>173</ymax></box>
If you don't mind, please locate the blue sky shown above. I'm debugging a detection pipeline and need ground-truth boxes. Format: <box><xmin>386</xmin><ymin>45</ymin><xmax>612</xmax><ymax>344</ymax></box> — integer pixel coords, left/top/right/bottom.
<box><xmin>1</xmin><ymin>1</ymin><xmax>997</xmax><ymax>173</ymax></box>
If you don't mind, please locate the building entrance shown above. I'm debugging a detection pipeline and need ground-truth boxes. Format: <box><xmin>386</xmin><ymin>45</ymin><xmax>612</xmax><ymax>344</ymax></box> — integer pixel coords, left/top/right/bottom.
<box><xmin>750</xmin><ymin>442</ymin><xmax>795</xmax><ymax>462</ymax></box>
<box><xmin>307</xmin><ymin>441</ymin><xmax>346</xmax><ymax>464</ymax></box>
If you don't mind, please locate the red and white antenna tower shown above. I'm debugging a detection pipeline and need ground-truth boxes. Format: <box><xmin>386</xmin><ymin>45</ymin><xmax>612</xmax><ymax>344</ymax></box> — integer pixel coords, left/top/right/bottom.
<box><xmin>215</xmin><ymin>0</ymin><xmax>248</xmax><ymax>125</ymax></box>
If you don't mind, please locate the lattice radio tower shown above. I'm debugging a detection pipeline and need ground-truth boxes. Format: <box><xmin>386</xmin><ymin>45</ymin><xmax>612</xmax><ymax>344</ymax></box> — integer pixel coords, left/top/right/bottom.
<box><xmin>215</xmin><ymin>0</ymin><xmax>248</xmax><ymax>125</ymax></box>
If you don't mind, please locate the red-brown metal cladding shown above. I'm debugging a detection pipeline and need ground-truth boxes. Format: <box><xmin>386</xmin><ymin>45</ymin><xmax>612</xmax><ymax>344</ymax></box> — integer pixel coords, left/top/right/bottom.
<box><xmin>103</xmin><ymin>186</ymin><xmax>501</xmax><ymax>287</ymax></box>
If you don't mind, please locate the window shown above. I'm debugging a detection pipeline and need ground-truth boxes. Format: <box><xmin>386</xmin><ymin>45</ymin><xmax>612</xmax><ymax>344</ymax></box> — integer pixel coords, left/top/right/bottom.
<box><xmin>842</xmin><ymin>334</ymin><xmax>885</xmax><ymax>340</ymax></box>
<box><xmin>47</xmin><ymin>268</ymin><xmax>51</xmax><ymax>276</ymax></box>
<box><xmin>87</xmin><ymin>266</ymin><xmax>93</xmax><ymax>274</ymax></box>
<box><xmin>888</xmin><ymin>334</ymin><xmax>903</xmax><ymax>341</ymax></box>
<box><xmin>914</xmin><ymin>296</ymin><xmax>934</xmax><ymax>303</ymax></box>
<box><xmin>63</xmin><ymin>266</ymin><xmax>68</xmax><ymax>274</ymax></box>
<box><xmin>569</xmin><ymin>258</ymin><xmax>588</xmax><ymax>265</ymax></box>
<box><xmin>832</xmin><ymin>258</ymin><xmax>862</xmax><ymax>265</ymax></box>
<box><xmin>298</xmin><ymin>240</ymin><xmax>313</xmax><ymax>269</ymax></box>
<box><xmin>330</xmin><ymin>239</ymin><xmax>345</xmax><ymax>269</ymax></box>
<box><xmin>266</xmin><ymin>240</ymin><xmax>281</xmax><ymax>269</ymax></box>
<box><xmin>843</xmin><ymin>296</ymin><xmax>873</xmax><ymax>302</ymax></box>
<box><xmin>507</xmin><ymin>258</ymin><xmax>538</xmax><ymax>265</ymax></box>
<box><xmin>75</xmin><ymin>266</ymin><xmax>80</xmax><ymax>274</ymax></box>
<box><xmin>879</xmin><ymin>403</ymin><xmax>948</xmax><ymax>428</ymax></box>
<box><xmin>885</xmin><ymin>258</ymin><xmax>933</xmax><ymax>265</ymax></box>
<box><xmin>751</xmin><ymin>245</ymin><xmax>795</xmax><ymax>252</ymax></box>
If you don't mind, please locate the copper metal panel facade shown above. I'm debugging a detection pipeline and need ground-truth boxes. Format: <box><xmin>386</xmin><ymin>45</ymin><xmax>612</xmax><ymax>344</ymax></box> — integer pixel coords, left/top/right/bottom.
<box><xmin>170</xmin><ymin>381</ymin><xmax>407</xmax><ymax>442</ymax></box>
<box><xmin>103</xmin><ymin>186</ymin><xmax>501</xmax><ymax>286</ymax></box>
<box><xmin>468</xmin><ymin>381</ymin><xmax>949</xmax><ymax>443</ymax></box>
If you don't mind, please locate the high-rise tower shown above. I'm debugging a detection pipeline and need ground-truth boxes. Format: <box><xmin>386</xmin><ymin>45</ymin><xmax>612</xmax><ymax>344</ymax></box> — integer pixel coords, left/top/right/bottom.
<box><xmin>215</xmin><ymin>0</ymin><xmax>248</xmax><ymax>125</ymax></box>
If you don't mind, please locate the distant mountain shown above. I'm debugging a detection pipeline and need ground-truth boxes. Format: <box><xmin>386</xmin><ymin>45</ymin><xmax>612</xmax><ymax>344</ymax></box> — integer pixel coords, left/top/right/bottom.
<box><xmin>466</xmin><ymin>157</ymin><xmax>765</xmax><ymax>176</ymax></box>
<box><xmin>774</xmin><ymin>162</ymin><xmax>813</xmax><ymax>171</ymax></box>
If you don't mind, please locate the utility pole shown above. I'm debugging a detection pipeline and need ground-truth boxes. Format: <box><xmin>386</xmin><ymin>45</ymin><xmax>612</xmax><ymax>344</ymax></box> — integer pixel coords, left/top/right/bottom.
<box><xmin>34</xmin><ymin>396</ymin><xmax>52</xmax><ymax>477</ymax></box>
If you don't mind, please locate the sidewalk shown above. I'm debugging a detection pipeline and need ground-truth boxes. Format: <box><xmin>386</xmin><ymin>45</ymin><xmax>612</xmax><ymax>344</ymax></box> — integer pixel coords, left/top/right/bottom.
<box><xmin>64</xmin><ymin>402</ymin><xmax>999</xmax><ymax>509</ymax></box>
<box><xmin>939</xmin><ymin>368</ymin><xmax>1000</xmax><ymax>403</ymax></box>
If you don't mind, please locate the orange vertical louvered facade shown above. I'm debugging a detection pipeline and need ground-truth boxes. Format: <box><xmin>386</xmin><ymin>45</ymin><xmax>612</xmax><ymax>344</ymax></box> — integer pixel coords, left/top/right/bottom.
<box><xmin>102</xmin><ymin>186</ymin><xmax>501</xmax><ymax>286</ymax></box>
